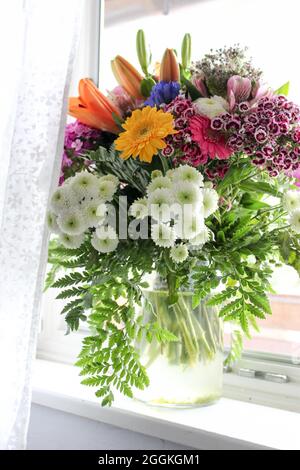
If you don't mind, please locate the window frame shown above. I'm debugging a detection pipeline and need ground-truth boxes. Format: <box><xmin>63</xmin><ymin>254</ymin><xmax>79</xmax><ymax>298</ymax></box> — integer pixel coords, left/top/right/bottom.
<box><xmin>38</xmin><ymin>0</ymin><xmax>300</xmax><ymax>414</ymax></box>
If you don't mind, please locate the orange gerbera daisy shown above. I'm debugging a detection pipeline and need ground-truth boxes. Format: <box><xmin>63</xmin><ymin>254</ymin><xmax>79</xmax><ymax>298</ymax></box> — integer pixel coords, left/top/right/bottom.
<box><xmin>114</xmin><ymin>106</ymin><xmax>177</xmax><ymax>163</ymax></box>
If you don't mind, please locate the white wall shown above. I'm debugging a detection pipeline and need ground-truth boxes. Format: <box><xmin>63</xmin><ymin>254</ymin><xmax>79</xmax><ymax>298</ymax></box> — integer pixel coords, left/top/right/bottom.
<box><xmin>27</xmin><ymin>404</ymin><xmax>192</xmax><ymax>450</ymax></box>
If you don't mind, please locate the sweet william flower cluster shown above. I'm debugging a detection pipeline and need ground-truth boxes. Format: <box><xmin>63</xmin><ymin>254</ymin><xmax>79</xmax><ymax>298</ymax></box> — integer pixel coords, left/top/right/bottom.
<box><xmin>46</xmin><ymin>31</ymin><xmax>300</xmax><ymax>406</ymax></box>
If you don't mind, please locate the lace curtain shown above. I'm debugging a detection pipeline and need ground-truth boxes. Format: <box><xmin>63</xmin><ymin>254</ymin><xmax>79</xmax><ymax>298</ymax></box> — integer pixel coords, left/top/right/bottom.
<box><xmin>0</xmin><ymin>0</ymin><xmax>82</xmax><ymax>449</ymax></box>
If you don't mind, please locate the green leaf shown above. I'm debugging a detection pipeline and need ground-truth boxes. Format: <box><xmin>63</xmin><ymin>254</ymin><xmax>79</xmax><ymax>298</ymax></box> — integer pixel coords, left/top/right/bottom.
<box><xmin>240</xmin><ymin>193</ymin><xmax>270</xmax><ymax>210</ymax></box>
<box><xmin>239</xmin><ymin>180</ymin><xmax>280</xmax><ymax>197</ymax></box>
<box><xmin>219</xmin><ymin>298</ymin><xmax>241</xmax><ymax>317</ymax></box>
<box><xmin>217</xmin><ymin>164</ymin><xmax>254</xmax><ymax>193</ymax></box>
<box><xmin>206</xmin><ymin>288</ymin><xmax>237</xmax><ymax>306</ymax></box>
<box><xmin>248</xmin><ymin>292</ymin><xmax>272</xmax><ymax>315</ymax></box>
<box><xmin>274</xmin><ymin>81</ymin><xmax>290</xmax><ymax>96</ymax></box>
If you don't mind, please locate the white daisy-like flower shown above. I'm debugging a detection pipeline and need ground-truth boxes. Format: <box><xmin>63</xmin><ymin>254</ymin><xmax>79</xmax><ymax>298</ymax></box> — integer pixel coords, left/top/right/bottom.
<box><xmin>166</xmin><ymin>169</ymin><xmax>175</xmax><ymax>179</ymax></box>
<box><xmin>204</xmin><ymin>181</ymin><xmax>214</xmax><ymax>189</ymax></box>
<box><xmin>174</xmin><ymin>212</ymin><xmax>204</xmax><ymax>240</ymax></box>
<box><xmin>174</xmin><ymin>181</ymin><xmax>203</xmax><ymax>207</ymax></box>
<box><xmin>202</xmin><ymin>188</ymin><xmax>219</xmax><ymax>218</ymax></box>
<box><xmin>289</xmin><ymin>209</ymin><xmax>300</xmax><ymax>234</ymax></box>
<box><xmin>92</xmin><ymin>226</ymin><xmax>119</xmax><ymax>253</ymax></box>
<box><xmin>95</xmin><ymin>202</ymin><xmax>109</xmax><ymax>227</ymax></box>
<box><xmin>57</xmin><ymin>208</ymin><xmax>86</xmax><ymax>235</ymax></box>
<box><xmin>83</xmin><ymin>200</ymin><xmax>104</xmax><ymax>228</ymax></box>
<box><xmin>70</xmin><ymin>172</ymin><xmax>98</xmax><ymax>200</ymax></box>
<box><xmin>100</xmin><ymin>174</ymin><xmax>119</xmax><ymax>185</ymax></box>
<box><xmin>59</xmin><ymin>232</ymin><xmax>84</xmax><ymax>249</ymax></box>
<box><xmin>173</xmin><ymin>165</ymin><xmax>204</xmax><ymax>187</ymax></box>
<box><xmin>50</xmin><ymin>185</ymin><xmax>73</xmax><ymax>214</ymax></box>
<box><xmin>46</xmin><ymin>211</ymin><xmax>60</xmax><ymax>234</ymax></box>
<box><xmin>147</xmin><ymin>176</ymin><xmax>172</xmax><ymax>194</ymax></box>
<box><xmin>151</xmin><ymin>170</ymin><xmax>163</xmax><ymax>179</ymax></box>
<box><xmin>129</xmin><ymin>198</ymin><xmax>148</xmax><ymax>220</ymax></box>
<box><xmin>189</xmin><ymin>226</ymin><xmax>211</xmax><ymax>247</ymax></box>
<box><xmin>96</xmin><ymin>179</ymin><xmax>117</xmax><ymax>202</ymax></box>
<box><xmin>148</xmin><ymin>188</ymin><xmax>174</xmax><ymax>222</ymax></box>
<box><xmin>151</xmin><ymin>223</ymin><xmax>176</xmax><ymax>248</ymax></box>
<box><xmin>283</xmin><ymin>190</ymin><xmax>300</xmax><ymax>213</ymax></box>
<box><xmin>170</xmin><ymin>244</ymin><xmax>189</xmax><ymax>263</ymax></box>
<box><xmin>194</xmin><ymin>95</ymin><xmax>229</xmax><ymax>119</ymax></box>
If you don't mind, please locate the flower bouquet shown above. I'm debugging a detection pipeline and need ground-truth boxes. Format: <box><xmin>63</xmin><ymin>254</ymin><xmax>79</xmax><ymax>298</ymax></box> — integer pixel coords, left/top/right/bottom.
<box><xmin>47</xmin><ymin>31</ymin><xmax>300</xmax><ymax>407</ymax></box>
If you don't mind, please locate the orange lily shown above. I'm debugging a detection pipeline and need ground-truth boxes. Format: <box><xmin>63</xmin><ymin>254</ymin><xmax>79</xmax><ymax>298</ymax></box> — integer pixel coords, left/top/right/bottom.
<box><xmin>160</xmin><ymin>48</ymin><xmax>179</xmax><ymax>82</ymax></box>
<box><xmin>111</xmin><ymin>55</ymin><xmax>143</xmax><ymax>100</ymax></box>
<box><xmin>68</xmin><ymin>78</ymin><xmax>121</xmax><ymax>134</ymax></box>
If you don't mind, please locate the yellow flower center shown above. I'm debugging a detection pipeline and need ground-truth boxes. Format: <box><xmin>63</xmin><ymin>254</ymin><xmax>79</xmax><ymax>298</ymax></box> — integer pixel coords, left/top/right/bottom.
<box><xmin>139</xmin><ymin>127</ymin><xmax>149</xmax><ymax>136</ymax></box>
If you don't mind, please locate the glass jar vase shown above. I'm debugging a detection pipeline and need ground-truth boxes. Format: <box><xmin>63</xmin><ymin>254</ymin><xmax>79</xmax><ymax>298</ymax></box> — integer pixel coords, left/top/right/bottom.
<box><xmin>135</xmin><ymin>274</ymin><xmax>223</xmax><ymax>407</ymax></box>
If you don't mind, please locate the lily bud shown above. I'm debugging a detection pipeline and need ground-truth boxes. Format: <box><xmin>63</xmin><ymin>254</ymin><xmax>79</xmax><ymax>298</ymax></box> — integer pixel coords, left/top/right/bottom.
<box><xmin>111</xmin><ymin>55</ymin><xmax>144</xmax><ymax>100</ymax></box>
<box><xmin>160</xmin><ymin>48</ymin><xmax>179</xmax><ymax>82</ymax></box>
<box><xmin>181</xmin><ymin>33</ymin><xmax>191</xmax><ymax>70</ymax></box>
<box><xmin>136</xmin><ymin>29</ymin><xmax>150</xmax><ymax>75</ymax></box>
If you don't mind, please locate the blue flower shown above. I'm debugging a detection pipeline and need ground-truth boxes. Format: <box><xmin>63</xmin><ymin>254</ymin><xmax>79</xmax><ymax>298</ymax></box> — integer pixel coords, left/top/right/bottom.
<box><xmin>145</xmin><ymin>81</ymin><xmax>180</xmax><ymax>107</ymax></box>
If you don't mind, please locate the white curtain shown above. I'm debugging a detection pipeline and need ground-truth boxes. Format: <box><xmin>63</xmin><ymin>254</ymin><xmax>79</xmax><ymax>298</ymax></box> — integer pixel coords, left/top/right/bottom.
<box><xmin>0</xmin><ymin>0</ymin><xmax>83</xmax><ymax>449</ymax></box>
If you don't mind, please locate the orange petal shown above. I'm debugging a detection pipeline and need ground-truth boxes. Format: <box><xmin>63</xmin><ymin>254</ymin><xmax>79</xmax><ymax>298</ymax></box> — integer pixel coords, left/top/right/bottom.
<box><xmin>69</xmin><ymin>79</ymin><xmax>121</xmax><ymax>133</ymax></box>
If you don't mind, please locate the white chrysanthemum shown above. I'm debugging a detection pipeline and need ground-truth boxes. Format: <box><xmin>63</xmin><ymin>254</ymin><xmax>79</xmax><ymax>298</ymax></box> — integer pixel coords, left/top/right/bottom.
<box><xmin>173</xmin><ymin>165</ymin><xmax>204</xmax><ymax>187</ymax></box>
<box><xmin>46</xmin><ymin>211</ymin><xmax>60</xmax><ymax>234</ymax></box>
<box><xmin>289</xmin><ymin>209</ymin><xmax>300</xmax><ymax>234</ymax></box>
<box><xmin>194</xmin><ymin>95</ymin><xmax>229</xmax><ymax>119</ymax></box>
<box><xmin>96</xmin><ymin>202</ymin><xmax>108</xmax><ymax>218</ymax></box>
<box><xmin>148</xmin><ymin>188</ymin><xmax>173</xmax><ymax>222</ymax></box>
<box><xmin>151</xmin><ymin>223</ymin><xmax>176</xmax><ymax>248</ymax></box>
<box><xmin>99</xmin><ymin>174</ymin><xmax>119</xmax><ymax>187</ymax></box>
<box><xmin>151</xmin><ymin>170</ymin><xmax>163</xmax><ymax>179</ymax></box>
<box><xmin>147</xmin><ymin>176</ymin><xmax>172</xmax><ymax>194</ymax></box>
<box><xmin>129</xmin><ymin>198</ymin><xmax>148</xmax><ymax>220</ymax></box>
<box><xmin>283</xmin><ymin>190</ymin><xmax>300</xmax><ymax>213</ymax></box>
<box><xmin>189</xmin><ymin>226</ymin><xmax>211</xmax><ymax>247</ymax></box>
<box><xmin>83</xmin><ymin>200</ymin><xmax>104</xmax><ymax>228</ymax></box>
<box><xmin>166</xmin><ymin>169</ymin><xmax>175</xmax><ymax>179</ymax></box>
<box><xmin>174</xmin><ymin>212</ymin><xmax>204</xmax><ymax>240</ymax></box>
<box><xmin>202</xmin><ymin>188</ymin><xmax>219</xmax><ymax>218</ymax></box>
<box><xmin>95</xmin><ymin>179</ymin><xmax>117</xmax><ymax>202</ymax></box>
<box><xmin>170</xmin><ymin>244</ymin><xmax>189</xmax><ymax>263</ymax></box>
<box><xmin>57</xmin><ymin>208</ymin><xmax>86</xmax><ymax>235</ymax></box>
<box><xmin>92</xmin><ymin>226</ymin><xmax>119</xmax><ymax>253</ymax></box>
<box><xmin>174</xmin><ymin>181</ymin><xmax>203</xmax><ymax>207</ymax></box>
<box><xmin>204</xmin><ymin>181</ymin><xmax>214</xmax><ymax>189</ymax></box>
<box><xmin>70</xmin><ymin>172</ymin><xmax>98</xmax><ymax>200</ymax></box>
<box><xmin>50</xmin><ymin>185</ymin><xmax>73</xmax><ymax>214</ymax></box>
<box><xmin>59</xmin><ymin>232</ymin><xmax>84</xmax><ymax>249</ymax></box>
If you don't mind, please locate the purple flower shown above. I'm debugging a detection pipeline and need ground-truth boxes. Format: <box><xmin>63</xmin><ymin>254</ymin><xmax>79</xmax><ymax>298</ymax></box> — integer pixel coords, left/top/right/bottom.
<box><xmin>211</xmin><ymin>117</ymin><xmax>224</xmax><ymax>130</ymax></box>
<box><xmin>145</xmin><ymin>81</ymin><xmax>180</xmax><ymax>107</ymax></box>
<box><xmin>59</xmin><ymin>120</ymin><xmax>102</xmax><ymax>185</ymax></box>
<box><xmin>162</xmin><ymin>144</ymin><xmax>175</xmax><ymax>157</ymax></box>
<box><xmin>254</xmin><ymin>127</ymin><xmax>268</xmax><ymax>143</ymax></box>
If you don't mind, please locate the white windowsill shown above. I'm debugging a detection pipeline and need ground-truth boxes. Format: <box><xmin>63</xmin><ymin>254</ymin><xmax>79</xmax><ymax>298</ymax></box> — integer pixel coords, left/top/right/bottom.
<box><xmin>32</xmin><ymin>359</ymin><xmax>300</xmax><ymax>450</ymax></box>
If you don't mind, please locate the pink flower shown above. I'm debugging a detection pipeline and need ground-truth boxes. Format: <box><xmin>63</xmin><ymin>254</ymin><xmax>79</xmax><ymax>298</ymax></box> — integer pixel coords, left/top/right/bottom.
<box><xmin>293</xmin><ymin>167</ymin><xmax>300</xmax><ymax>187</ymax></box>
<box><xmin>250</xmin><ymin>82</ymin><xmax>273</xmax><ymax>106</ymax></box>
<box><xmin>191</xmin><ymin>72</ymin><xmax>209</xmax><ymax>97</ymax></box>
<box><xmin>108</xmin><ymin>86</ymin><xmax>137</xmax><ymax>116</ymax></box>
<box><xmin>189</xmin><ymin>115</ymin><xmax>232</xmax><ymax>160</ymax></box>
<box><xmin>227</xmin><ymin>75</ymin><xmax>252</xmax><ymax>110</ymax></box>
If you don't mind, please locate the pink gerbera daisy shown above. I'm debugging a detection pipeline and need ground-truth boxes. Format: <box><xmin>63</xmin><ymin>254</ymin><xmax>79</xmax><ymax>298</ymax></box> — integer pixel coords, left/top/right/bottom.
<box><xmin>189</xmin><ymin>115</ymin><xmax>232</xmax><ymax>160</ymax></box>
